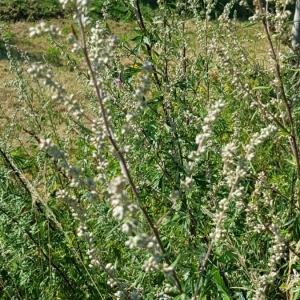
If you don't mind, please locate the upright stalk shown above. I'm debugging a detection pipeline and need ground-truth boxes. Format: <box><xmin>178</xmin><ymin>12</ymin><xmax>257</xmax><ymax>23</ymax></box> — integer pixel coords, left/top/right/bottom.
<box><xmin>78</xmin><ymin>15</ymin><xmax>182</xmax><ymax>294</ymax></box>
<box><xmin>258</xmin><ymin>0</ymin><xmax>300</xmax><ymax>178</ymax></box>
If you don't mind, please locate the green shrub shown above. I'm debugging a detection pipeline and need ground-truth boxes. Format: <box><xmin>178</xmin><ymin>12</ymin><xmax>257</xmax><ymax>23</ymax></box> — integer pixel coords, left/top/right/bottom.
<box><xmin>45</xmin><ymin>45</ymin><xmax>61</xmax><ymax>66</ymax></box>
<box><xmin>90</xmin><ymin>0</ymin><xmax>156</xmax><ymax>21</ymax></box>
<box><xmin>0</xmin><ymin>0</ymin><xmax>66</xmax><ymax>22</ymax></box>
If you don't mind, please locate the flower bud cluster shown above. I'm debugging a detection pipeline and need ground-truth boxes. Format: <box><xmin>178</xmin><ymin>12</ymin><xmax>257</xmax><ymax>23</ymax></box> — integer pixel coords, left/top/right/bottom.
<box><xmin>218</xmin><ymin>1</ymin><xmax>234</xmax><ymax>23</ymax></box>
<box><xmin>203</xmin><ymin>0</ymin><xmax>217</xmax><ymax>19</ymax></box>
<box><xmin>222</xmin><ymin>140</ymin><xmax>246</xmax><ymax>190</ymax></box>
<box><xmin>245</xmin><ymin>124</ymin><xmax>277</xmax><ymax>161</ymax></box>
<box><xmin>108</xmin><ymin>177</ymin><xmax>180</xmax><ymax>292</ymax></box>
<box><xmin>57</xmin><ymin>189</ymin><xmax>85</xmax><ymax>221</ymax></box>
<box><xmin>196</xmin><ymin>100</ymin><xmax>225</xmax><ymax>146</ymax></box>
<box><xmin>232</xmin><ymin>186</ymin><xmax>245</xmax><ymax>208</ymax></box>
<box><xmin>125</xmin><ymin>233</ymin><xmax>158</xmax><ymax>250</ymax></box>
<box><xmin>245</xmin><ymin>172</ymin><xmax>272</xmax><ymax>231</ymax></box>
<box><xmin>245</xmin><ymin>172</ymin><xmax>288</xmax><ymax>299</ymax></box>
<box><xmin>29</xmin><ymin>22</ymin><xmax>62</xmax><ymax>39</ymax></box>
<box><xmin>268</xmin><ymin>224</ymin><xmax>286</xmax><ymax>267</ymax></box>
<box><xmin>182</xmin><ymin>100</ymin><xmax>225</xmax><ymax>190</ymax></box>
<box><xmin>67</xmin><ymin>33</ymin><xmax>82</xmax><ymax>54</ymax></box>
<box><xmin>106</xmin><ymin>264</ymin><xmax>134</xmax><ymax>298</ymax></box>
<box><xmin>250</xmin><ymin>95</ymin><xmax>285</xmax><ymax>122</ymax></box>
<box><xmin>56</xmin><ymin>188</ymin><xmax>106</xmax><ymax>278</ymax></box>
<box><xmin>221</xmin><ymin>142</ymin><xmax>245</xmax><ymax>186</ymax></box>
<box><xmin>40</xmin><ymin>138</ymin><xmax>66</xmax><ymax>160</ymax></box>
<box><xmin>77</xmin><ymin>224</ymin><xmax>90</xmax><ymax>238</ymax></box>
<box><xmin>114</xmin><ymin>290</ymin><xmax>125</xmax><ymax>299</ymax></box>
<box><xmin>208</xmin><ymin>140</ymin><xmax>248</xmax><ymax>244</ymax></box>
<box><xmin>129</xmin><ymin>291</ymin><xmax>142</xmax><ymax>300</ymax></box>
<box><xmin>156</xmin><ymin>292</ymin><xmax>171</xmax><ymax>300</ymax></box>
<box><xmin>27</xmin><ymin>64</ymin><xmax>84</xmax><ymax>119</ymax></box>
<box><xmin>209</xmin><ymin>227</ymin><xmax>227</xmax><ymax>243</ymax></box>
<box><xmin>80</xmin><ymin>224</ymin><xmax>122</xmax><ymax>294</ymax></box>
<box><xmin>90</xmin><ymin>119</ymin><xmax>111</xmax><ymax>183</ymax></box>
<box><xmin>27</xmin><ymin>64</ymin><xmax>54</xmax><ymax>83</ymax></box>
<box><xmin>275</xmin><ymin>10</ymin><xmax>291</xmax><ymax>32</ymax></box>
<box><xmin>106</xmin><ymin>258</ymin><xmax>142</xmax><ymax>299</ymax></box>
<box><xmin>124</xmin><ymin>233</ymin><xmax>162</xmax><ymax>274</ymax></box>
<box><xmin>108</xmin><ymin>175</ymin><xmax>168</xmax><ymax>277</ymax></box>
<box><xmin>239</xmin><ymin>0</ymin><xmax>248</xmax><ymax>7</ymax></box>
<box><xmin>253</xmin><ymin>255</ymin><xmax>282</xmax><ymax>300</ymax></box>
<box><xmin>163</xmin><ymin>282</ymin><xmax>177</xmax><ymax>295</ymax></box>
<box><xmin>114</xmin><ymin>289</ymin><xmax>142</xmax><ymax>300</ymax></box>
<box><xmin>163</xmin><ymin>263</ymin><xmax>175</xmax><ymax>277</ymax></box>
<box><xmin>134</xmin><ymin>62</ymin><xmax>153</xmax><ymax>109</ymax></box>
<box><xmin>103</xmin><ymin>263</ymin><xmax>121</xmax><ymax>287</ymax></box>
<box><xmin>59</xmin><ymin>0</ymin><xmax>90</xmax><ymax>18</ymax></box>
<box><xmin>248</xmin><ymin>0</ymin><xmax>264</xmax><ymax>22</ymax></box>
<box><xmin>88</xmin><ymin>21</ymin><xmax>119</xmax><ymax>74</ymax></box>
<box><xmin>109</xmin><ymin>176</ymin><xmax>138</xmax><ymax>227</ymax></box>
<box><xmin>40</xmin><ymin>138</ymin><xmax>97</xmax><ymax>199</ymax></box>
<box><xmin>141</xmin><ymin>254</ymin><xmax>161</xmax><ymax>273</ymax></box>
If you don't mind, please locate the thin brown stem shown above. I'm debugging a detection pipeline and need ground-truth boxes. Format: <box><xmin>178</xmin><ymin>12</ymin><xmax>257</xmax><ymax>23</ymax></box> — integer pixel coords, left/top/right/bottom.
<box><xmin>182</xmin><ymin>21</ymin><xmax>187</xmax><ymax>75</ymax></box>
<box><xmin>135</xmin><ymin>0</ymin><xmax>160</xmax><ymax>86</ymax></box>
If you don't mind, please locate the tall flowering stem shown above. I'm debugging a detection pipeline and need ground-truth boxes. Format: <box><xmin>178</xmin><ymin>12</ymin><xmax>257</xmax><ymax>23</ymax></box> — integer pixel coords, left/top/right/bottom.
<box><xmin>193</xmin><ymin>124</ymin><xmax>277</xmax><ymax>299</ymax></box>
<box><xmin>78</xmin><ymin>13</ymin><xmax>183</xmax><ymax>294</ymax></box>
<box><xmin>258</xmin><ymin>0</ymin><xmax>300</xmax><ymax>178</ymax></box>
<box><xmin>193</xmin><ymin>177</ymin><xmax>239</xmax><ymax>299</ymax></box>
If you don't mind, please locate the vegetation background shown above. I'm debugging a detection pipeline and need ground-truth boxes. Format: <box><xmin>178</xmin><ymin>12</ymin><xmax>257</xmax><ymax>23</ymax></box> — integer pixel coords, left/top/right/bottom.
<box><xmin>0</xmin><ymin>0</ymin><xmax>256</xmax><ymax>21</ymax></box>
<box><xmin>0</xmin><ymin>0</ymin><xmax>300</xmax><ymax>300</ymax></box>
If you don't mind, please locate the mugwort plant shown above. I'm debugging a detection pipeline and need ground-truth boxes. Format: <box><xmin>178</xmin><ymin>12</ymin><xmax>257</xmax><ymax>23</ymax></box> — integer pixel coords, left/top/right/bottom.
<box><xmin>0</xmin><ymin>0</ymin><xmax>300</xmax><ymax>299</ymax></box>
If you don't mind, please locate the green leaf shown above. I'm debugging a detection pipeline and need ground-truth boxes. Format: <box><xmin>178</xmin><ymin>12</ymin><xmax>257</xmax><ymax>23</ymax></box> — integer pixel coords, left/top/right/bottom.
<box><xmin>123</xmin><ymin>67</ymin><xmax>141</xmax><ymax>81</ymax></box>
<box><xmin>292</xmin><ymin>215</ymin><xmax>300</xmax><ymax>240</ymax></box>
<box><xmin>131</xmin><ymin>35</ymin><xmax>143</xmax><ymax>42</ymax></box>
<box><xmin>217</xmin><ymin>250</ymin><xmax>236</xmax><ymax>264</ymax></box>
<box><xmin>293</xmin><ymin>286</ymin><xmax>300</xmax><ymax>300</ymax></box>
<box><xmin>143</xmin><ymin>36</ymin><xmax>151</xmax><ymax>46</ymax></box>
<box><xmin>211</xmin><ymin>265</ymin><xmax>231</xmax><ymax>300</ymax></box>
<box><xmin>252</xmin><ymin>85</ymin><xmax>272</xmax><ymax>91</ymax></box>
<box><xmin>170</xmin><ymin>254</ymin><xmax>181</xmax><ymax>269</ymax></box>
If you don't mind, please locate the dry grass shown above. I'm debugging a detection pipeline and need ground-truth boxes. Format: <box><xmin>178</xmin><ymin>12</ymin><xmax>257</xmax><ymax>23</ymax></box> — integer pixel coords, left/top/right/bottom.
<box><xmin>0</xmin><ymin>18</ymin><xmax>289</xmax><ymax>121</ymax></box>
<box><xmin>184</xmin><ymin>19</ymin><xmax>279</xmax><ymax>64</ymax></box>
<box><xmin>0</xmin><ymin>63</ymin><xmax>15</xmax><ymax>134</ymax></box>
<box><xmin>0</xmin><ymin>19</ymin><xmax>137</xmax><ymax>111</ymax></box>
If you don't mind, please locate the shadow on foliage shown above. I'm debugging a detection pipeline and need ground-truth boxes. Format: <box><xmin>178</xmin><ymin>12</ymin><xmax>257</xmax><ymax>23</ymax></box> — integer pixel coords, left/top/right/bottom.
<box><xmin>0</xmin><ymin>39</ymin><xmax>46</xmax><ymax>64</ymax></box>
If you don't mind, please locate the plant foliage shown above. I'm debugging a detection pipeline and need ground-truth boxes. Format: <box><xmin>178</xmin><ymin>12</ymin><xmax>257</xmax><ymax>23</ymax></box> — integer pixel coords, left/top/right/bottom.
<box><xmin>0</xmin><ymin>0</ymin><xmax>300</xmax><ymax>299</ymax></box>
